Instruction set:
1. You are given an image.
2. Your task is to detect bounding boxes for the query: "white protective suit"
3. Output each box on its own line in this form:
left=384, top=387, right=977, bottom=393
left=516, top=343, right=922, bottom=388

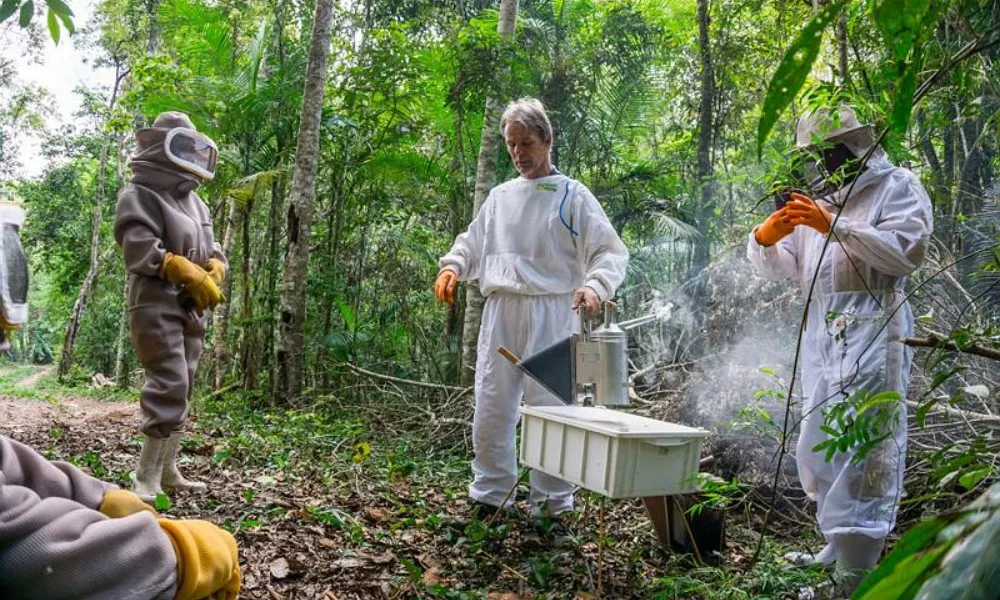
left=747, top=151, right=932, bottom=561
left=441, top=172, right=629, bottom=515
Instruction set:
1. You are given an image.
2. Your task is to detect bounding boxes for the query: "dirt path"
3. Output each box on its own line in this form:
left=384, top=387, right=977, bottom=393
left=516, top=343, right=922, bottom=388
left=16, top=365, right=55, bottom=387
left=1, top=366, right=137, bottom=437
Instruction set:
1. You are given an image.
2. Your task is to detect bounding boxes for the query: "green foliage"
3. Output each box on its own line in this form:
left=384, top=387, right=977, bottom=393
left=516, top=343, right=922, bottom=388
left=687, top=474, right=748, bottom=516
left=856, top=481, right=1000, bottom=600
left=812, top=390, right=901, bottom=464
left=0, top=0, right=74, bottom=42
left=756, top=0, right=847, bottom=156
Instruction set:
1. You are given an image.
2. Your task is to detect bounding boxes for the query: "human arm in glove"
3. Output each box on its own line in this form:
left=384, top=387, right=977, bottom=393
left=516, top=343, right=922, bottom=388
left=205, top=257, right=228, bottom=286
left=438, top=192, right=493, bottom=285
left=159, top=519, right=241, bottom=600
left=0, top=435, right=179, bottom=599
left=747, top=207, right=799, bottom=281
left=434, top=268, right=458, bottom=304
left=793, top=175, right=932, bottom=276
left=162, top=252, right=224, bottom=314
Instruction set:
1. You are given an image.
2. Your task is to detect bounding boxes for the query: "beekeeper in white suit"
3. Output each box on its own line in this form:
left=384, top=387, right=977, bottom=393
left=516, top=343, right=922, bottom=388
left=434, top=98, right=628, bottom=528
left=747, top=106, right=932, bottom=592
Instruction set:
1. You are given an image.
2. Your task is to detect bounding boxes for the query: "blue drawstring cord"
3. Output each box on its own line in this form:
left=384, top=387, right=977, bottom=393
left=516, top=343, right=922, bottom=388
left=559, top=182, right=579, bottom=237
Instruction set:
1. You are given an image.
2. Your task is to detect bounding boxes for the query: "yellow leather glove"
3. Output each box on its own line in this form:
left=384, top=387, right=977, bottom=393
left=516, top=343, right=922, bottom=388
left=434, top=268, right=458, bottom=305
left=205, top=258, right=227, bottom=286
left=161, top=252, right=224, bottom=314
left=158, top=519, right=241, bottom=600
left=785, top=192, right=834, bottom=235
left=0, top=311, right=19, bottom=334
left=753, top=208, right=796, bottom=247
left=99, top=489, right=157, bottom=519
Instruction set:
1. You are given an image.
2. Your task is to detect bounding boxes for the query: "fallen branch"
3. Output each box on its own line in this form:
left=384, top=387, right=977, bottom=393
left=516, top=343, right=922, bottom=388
left=342, top=363, right=468, bottom=392
left=906, top=399, right=1000, bottom=425
left=903, top=332, right=1000, bottom=361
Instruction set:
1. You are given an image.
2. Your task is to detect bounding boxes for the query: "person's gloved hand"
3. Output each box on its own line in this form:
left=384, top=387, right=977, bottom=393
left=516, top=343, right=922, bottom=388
left=0, top=311, right=19, bottom=334
left=99, top=489, right=157, bottom=519
left=205, top=258, right=227, bottom=287
left=158, top=519, right=241, bottom=600
left=434, top=268, right=458, bottom=305
left=785, top=192, right=834, bottom=234
left=572, top=286, right=601, bottom=319
left=753, top=208, right=796, bottom=247
left=161, top=252, right=224, bottom=314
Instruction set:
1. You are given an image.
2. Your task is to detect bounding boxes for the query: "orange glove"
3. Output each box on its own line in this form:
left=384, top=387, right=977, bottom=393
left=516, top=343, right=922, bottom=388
left=99, top=489, right=157, bottom=519
left=753, top=208, right=795, bottom=247
left=205, top=258, right=227, bottom=286
left=434, top=268, right=458, bottom=305
left=785, top=193, right=834, bottom=235
left=159, top=519, right=241, bottom=600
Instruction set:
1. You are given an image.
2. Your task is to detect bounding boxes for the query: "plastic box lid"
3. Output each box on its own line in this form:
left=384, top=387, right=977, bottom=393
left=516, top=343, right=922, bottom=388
left=519, top=405, right=708, bottom=440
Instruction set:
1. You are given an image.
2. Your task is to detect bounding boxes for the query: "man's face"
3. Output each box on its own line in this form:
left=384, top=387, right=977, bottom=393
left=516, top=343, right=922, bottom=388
left=504, top=121, right=552, bottom=179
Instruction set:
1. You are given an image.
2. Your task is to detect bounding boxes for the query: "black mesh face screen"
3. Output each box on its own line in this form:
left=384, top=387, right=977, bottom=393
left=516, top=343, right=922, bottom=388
left=2, top=223, right=28, bottom=304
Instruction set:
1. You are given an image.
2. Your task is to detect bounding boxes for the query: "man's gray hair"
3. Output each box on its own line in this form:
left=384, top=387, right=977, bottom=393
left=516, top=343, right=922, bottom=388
left=500, top=98, right=553, bottom=144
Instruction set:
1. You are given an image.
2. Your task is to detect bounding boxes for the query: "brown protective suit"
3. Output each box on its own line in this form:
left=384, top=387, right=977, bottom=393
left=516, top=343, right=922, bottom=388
left=0, top=435, right=178, bottom=598
left=114, top=114, right=227, bottom=439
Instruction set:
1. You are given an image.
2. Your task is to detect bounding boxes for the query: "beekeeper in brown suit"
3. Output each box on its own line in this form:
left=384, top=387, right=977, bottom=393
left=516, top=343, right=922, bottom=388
left=114, top=112, right=227, bottom=502
left=0, top=434, right=240, bottom=599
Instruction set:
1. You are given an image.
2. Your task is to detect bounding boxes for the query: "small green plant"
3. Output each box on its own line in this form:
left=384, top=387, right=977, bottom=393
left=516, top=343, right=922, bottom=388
left=812, top=390, right=901, bottom=463
left=687, top=474, right=748, bottom=516
left=528, top=554, right=554, bottom=589
left=731, top=367, right=786, bottom=441
left=69, top=450, right=108, bottom=478
left=154, top=492, right=172, bottom=512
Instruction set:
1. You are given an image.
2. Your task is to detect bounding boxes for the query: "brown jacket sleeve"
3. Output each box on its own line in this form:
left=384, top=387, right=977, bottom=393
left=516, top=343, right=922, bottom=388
left=0, top=436, right=178, bottom=599
left=114, top=185, right=168, bottom=277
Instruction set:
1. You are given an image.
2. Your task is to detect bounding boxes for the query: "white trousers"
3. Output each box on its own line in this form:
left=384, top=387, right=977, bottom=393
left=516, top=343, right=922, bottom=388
left=469, top=292, right=577, bottom=515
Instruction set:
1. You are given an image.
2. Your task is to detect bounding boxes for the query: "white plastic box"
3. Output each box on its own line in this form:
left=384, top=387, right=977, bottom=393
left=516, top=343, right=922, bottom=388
left=519, top=406, right=708, bottom=499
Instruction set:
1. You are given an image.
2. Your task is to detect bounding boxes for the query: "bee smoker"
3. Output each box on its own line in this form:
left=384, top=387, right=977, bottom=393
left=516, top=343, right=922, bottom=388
left=498, top=301, right=655, bottom=407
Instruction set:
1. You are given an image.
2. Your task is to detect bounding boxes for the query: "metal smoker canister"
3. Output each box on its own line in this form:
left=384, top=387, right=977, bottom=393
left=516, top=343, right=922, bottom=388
left=589, top=303, right=629, bottom=407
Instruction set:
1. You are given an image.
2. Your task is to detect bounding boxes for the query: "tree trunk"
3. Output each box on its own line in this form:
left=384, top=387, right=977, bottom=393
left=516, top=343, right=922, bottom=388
left=212, top=192, right=241, bottom=389
left=688, top=0, right=715, bottom=353
left=836, top=13, right=849, bottom=87
left=459, top=0, right=519, bottom=388
left=59, top=64, right=126, bottom=379
left=275, top=0, right=336, bottom=404
left=240, top=196, right=257, bottom=390
left=114, top=277, right=131, bottom=386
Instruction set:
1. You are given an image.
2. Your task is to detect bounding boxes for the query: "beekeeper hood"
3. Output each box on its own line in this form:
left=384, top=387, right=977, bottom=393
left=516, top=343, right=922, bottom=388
left=796, top=106, right=876, bottom=157
left=791, top=106, right=884, bottom=199
left=131, top=111, right=218, bottom=194
left=0, top=199, right=28, bottom=328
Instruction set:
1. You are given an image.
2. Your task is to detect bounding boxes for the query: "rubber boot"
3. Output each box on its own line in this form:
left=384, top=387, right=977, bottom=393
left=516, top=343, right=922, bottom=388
left=161, top=432, right=207, bottom=493
left=132, top=435, right=168, bottom=503
left=834, top=534, right=885, bottom=596
left=785, top=542, right=837, bottom=567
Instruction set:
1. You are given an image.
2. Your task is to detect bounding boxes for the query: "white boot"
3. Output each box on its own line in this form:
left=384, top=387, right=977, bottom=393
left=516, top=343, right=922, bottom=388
left=132, top=435, right=168, bottom=503
left=834, top=534, right=885, bottom=595
left=161, top=432, right=207, bottom=493
left=785, top=542, right=837, bottom=567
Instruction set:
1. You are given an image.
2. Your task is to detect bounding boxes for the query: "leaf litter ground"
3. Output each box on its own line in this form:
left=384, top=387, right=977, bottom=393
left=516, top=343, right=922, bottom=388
left=0, top=375, right=827, bottom=599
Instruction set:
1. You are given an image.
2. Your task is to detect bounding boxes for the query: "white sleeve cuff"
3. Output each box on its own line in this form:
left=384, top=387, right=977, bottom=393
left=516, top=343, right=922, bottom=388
left=584, top=279, right=611, bottom=302
left=438, top=259, right=462, bottom=278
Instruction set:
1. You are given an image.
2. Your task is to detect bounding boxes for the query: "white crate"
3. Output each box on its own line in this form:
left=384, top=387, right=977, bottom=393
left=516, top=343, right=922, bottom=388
left=519, top=406, right=708, bottom=499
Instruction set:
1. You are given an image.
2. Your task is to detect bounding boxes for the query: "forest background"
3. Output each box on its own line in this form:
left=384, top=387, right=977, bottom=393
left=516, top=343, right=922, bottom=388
left=1, top=0, right=999, bottom=598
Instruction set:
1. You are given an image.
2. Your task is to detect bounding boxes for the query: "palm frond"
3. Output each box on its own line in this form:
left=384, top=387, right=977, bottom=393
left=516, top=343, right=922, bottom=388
left=226, top=169, right=282, bottom=209
left=652, top=212, right=702, bottom=242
